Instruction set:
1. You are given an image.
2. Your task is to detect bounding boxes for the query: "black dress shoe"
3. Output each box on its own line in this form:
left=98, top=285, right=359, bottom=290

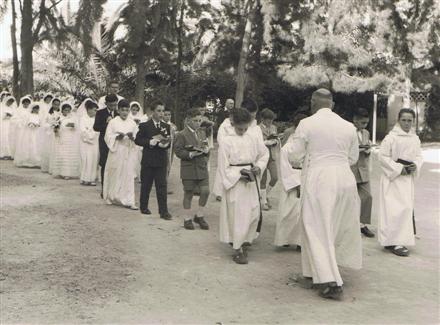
left=160, top=212, right=172, bottom=220
left=193, top=215, right=209, bottom=230
left=319, top=284, right=343, bottom=300
left=184, top=219, right=195, bottom=230
left=361, top=226, right=375, bottom=238
left=141, top=208, right=152, bottom=215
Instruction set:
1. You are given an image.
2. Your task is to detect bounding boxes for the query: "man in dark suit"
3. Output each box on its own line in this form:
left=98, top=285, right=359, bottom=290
left=93, top=94, right=119, bottom=196
left=135, top=101, right=173, bottom=220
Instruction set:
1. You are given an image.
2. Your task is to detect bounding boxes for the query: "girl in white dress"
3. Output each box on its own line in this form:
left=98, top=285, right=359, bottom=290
left=103, top=99, right=138, bottom=209
left=13, top=103, right=42, bottom=167
left=40, top=98, right=61, bottom=172
left=378, top=108, right=423, bottom=257
left=9, top=96, right=32, bottom=159
left=51, top=102, right=80, bottom=179
left=0, top=96, right=17, bottom=159
left=79, top=100, right=99, bottom=185
left=129, top=101, right=148, bottom=181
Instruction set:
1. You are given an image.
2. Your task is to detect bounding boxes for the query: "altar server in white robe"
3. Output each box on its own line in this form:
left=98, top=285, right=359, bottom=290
left=103, top=99, right=138, bottom=209
left=129, top=101, right=148, bottom=181
left=274, top=136, right=302, bottom=248
left=0, top=96, right=17, bottom=159
left=378, top=108, right=423, bottom=257
left=14, top=103, right=42, bottom=167
left=213, top=104, right=265, bottom=200
left=51, top=102, right=80, bottom=179
left=79, top=100, right=100, bottom=185
left=287, top=89, right=361, bottom=300
left=9, top=96, right=32, bottom=158
left=218, top=108, right=269, bottom=264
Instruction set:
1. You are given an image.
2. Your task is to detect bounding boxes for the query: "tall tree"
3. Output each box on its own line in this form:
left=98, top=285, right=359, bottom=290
left=11, top=0, right=20, bottom=98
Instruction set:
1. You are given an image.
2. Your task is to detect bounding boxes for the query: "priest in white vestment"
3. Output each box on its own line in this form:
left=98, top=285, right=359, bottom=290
left=103, top=100, right=138, bottom=209
left=274, top=137, right=302, bottom=247
left=218, top=108, right=269, bottom=264
left=378, top=109, right=423, bottom=257
left=287, top=89, right=361, bottom=300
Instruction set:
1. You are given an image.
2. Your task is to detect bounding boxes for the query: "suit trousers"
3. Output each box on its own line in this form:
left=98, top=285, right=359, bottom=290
left=140, top=165, right=168, bottom=215
left=357, top=181, right=372, bottom=225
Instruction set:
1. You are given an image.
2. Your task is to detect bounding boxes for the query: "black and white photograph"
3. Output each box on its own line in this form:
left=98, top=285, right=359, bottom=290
left=0, top=0, right=439, bottom=324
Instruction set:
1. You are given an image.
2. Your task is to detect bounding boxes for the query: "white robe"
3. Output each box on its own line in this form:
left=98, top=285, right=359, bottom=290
left=0, top=100, right=16, bottom=158
left=39, top=109, right=56, bottom=172
left=51, top=114, right=80, bottom=178
left=289, top=108, right=361, bottom=286
left=274, top=137, right=302, bottom=247
left=218, top=131, right=269, bottom=249
left=378, top=124, right=423, bottom=247
left=79, top=114, right=100, bottom=182
left=103, top=116, right=138, bottom=206
left=13, top=113, right=42, bottom=167
left=213, top=118, right=266, bottom=196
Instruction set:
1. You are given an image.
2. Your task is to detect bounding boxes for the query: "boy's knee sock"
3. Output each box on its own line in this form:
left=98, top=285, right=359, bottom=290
left=261, top=189, right=267, bottom=205
left=184, top=207, right=194, bottom=221
left=197, top=206, right=207, bottom=218
left=267, top=184, right=274, bottom=195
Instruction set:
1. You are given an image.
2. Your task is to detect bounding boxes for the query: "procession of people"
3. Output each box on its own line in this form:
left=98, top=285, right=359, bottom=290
left=0, top=84, right=424, bottom=301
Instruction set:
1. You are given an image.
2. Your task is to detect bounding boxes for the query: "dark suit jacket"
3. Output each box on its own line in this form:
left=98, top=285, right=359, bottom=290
left=135, top=119, right=171, bottom=168
left=93, top=107, right=119, bottom=166
left=173, top=127, right=209, bottom=180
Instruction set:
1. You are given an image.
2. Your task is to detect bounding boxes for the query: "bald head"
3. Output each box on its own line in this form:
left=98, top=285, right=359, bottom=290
left=311, top=88, right=333, bottom=114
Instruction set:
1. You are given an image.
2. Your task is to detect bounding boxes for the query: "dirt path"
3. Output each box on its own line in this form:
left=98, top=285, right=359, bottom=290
left=1, top=148, right=439, bottom=324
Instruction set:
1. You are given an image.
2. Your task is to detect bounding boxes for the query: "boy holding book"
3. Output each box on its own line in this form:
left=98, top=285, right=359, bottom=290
left=174, top=108, right=211, bottom=230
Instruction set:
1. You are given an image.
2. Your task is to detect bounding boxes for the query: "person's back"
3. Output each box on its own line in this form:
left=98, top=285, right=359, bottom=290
left=298, top=108, right=357, bottom=168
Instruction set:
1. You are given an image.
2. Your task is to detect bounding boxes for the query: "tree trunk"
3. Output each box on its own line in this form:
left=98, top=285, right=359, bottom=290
left=20, top=0, right=34, bottom=95
left=135, top=48, right=146, bottom=114
left=234, top=0, right=255, bottom=109
left=174, top=0, right=185, bottom=129
left=10, top=0, right=20, bottom=98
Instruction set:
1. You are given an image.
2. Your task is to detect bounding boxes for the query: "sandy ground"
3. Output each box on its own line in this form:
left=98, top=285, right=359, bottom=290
left=1, top=146, right=439, bottom=324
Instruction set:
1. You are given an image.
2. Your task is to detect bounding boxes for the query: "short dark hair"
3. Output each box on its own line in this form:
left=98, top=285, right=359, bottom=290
left=118, top=99, right=130, bottom=109
left=398, top=108, right=415, bottom=119
left=105, top=94, right=118, bottom=103
left=32, top=104, right=40, bottom=111
left=164, top=107, right=172, bottom=112
left=85, top=100, right=98, bottom=110
left=186, top=108, right=201, bottom=119
left=260, top=108, right=276, bottom=120
left=231, top=108, right=252, bottom=125
left=61, top=103, right=72, bottom=111
left=151, top=100, right=165, bottom=111
left=354, top=107, right=369, bottom=119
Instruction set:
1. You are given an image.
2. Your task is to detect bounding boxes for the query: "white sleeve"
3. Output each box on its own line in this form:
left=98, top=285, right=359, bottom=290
left=379, top=135, right=403, bottom=180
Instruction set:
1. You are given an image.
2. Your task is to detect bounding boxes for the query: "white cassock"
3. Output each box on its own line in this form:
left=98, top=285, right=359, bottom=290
left=0, top=97, right=16, bottom=158
left=13, top=112, right=42, bottom=167
left=103, top=116, right=138, bottom=207
left=274, top=137, right=302, bottom=247
left=79, top=114, right=100, bottom=182
left=9, top=97, right=31, bottom=158
left=289, top=108, right=361, bottom=286
left=213, top=118, right=265, bottom=196
left=218, top=131, right=269, bottom=249
left=51, top=114, right=81, bottom=178
left=378, top=124, right=423, bottom=247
